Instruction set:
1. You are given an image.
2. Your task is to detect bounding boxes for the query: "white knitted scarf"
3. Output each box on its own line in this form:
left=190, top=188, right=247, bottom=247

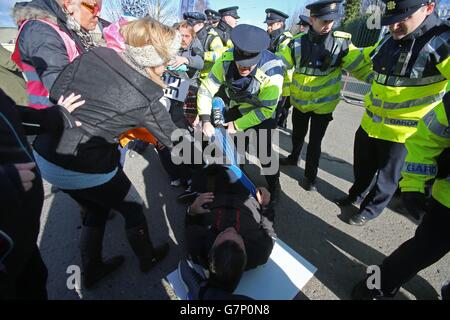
left=123, top=32, right=181, bottom=68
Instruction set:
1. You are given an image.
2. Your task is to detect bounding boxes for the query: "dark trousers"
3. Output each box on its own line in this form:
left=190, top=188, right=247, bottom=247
left=225, top=108, right=280, bottom=185
left=349, top=127, right=407, bottom=219
left=289, top=108, right=332, bottom=181
left=380, top=197, right=450, bottom=294
left=0, top=245, right=48, bottom=300
left=63, top=170, right=146, bottom=229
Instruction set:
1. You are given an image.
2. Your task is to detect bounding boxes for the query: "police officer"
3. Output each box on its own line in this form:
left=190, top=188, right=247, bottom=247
left=216, top=6, right=240, bottom=48
left=205, top=9, right=220, bottom=28
left=264, top=8, right=291, bottom=53
left=278, top=0, right=371, bottom=191
left=352, top=91, right=450, bottom=299
left=197, top=24, right=285, bottom=206
left=263, top=9, right=294, bottom=130
left=183, top=12, right=228, bottom=80
left=297, top=14, right=310, bottom=34
left=276, top=14, right=312, bottom=129
left=335, top=0, right=449, bottom=226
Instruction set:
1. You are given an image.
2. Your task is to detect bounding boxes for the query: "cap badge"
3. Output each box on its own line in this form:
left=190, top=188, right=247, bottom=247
left=330, top=3, right=337, bottom=10
left=387, top=1, right=396, bottom=11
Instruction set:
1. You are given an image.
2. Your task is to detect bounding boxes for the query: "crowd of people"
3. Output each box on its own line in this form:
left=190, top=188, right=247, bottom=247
left=0, top=0, right=449, bottom=301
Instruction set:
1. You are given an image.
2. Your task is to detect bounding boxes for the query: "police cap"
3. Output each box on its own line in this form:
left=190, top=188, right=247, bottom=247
left=183, top=11, right=206, bottom=26
left=381, top=0, right=434, bottom=26
left=218, top=6, right=240, bottom=19
left=231, top=24, right=270, bottom=67
left=306, top=0, right=343, bottom=21
left=297, top=14, right=310, bottom=26
left=264, top=8, right=289, bottom=24
left=205, top=9, right=221, bottom=21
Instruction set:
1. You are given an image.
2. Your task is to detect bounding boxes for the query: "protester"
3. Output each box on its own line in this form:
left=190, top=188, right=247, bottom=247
left=0, top=89, right=83, bottom=299
left=32, top=17, right=182, bottom=288
left=12, top=0, right=102, bottom=109
left=179, top=165, right=276, bottom=299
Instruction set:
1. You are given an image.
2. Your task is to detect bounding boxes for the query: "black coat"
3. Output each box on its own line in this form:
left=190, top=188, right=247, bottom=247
left=0, top=90, right=73, bottom=281
left=185, top=193, right=276, bottom=271
left=34, top=47, right=180, bottom=174
left=15, top=0, right=88, bottom=90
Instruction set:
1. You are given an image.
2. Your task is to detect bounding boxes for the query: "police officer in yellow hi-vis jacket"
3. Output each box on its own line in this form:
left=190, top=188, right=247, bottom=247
left=183, top=12, right=228, bottom=80
left=352, top=91, right=450, bottom=300
left=197, top=24, right=285, bottom=206
left=263, top=8, right=294, bottom=129
left=278, top=0, right=372, bottom=192
left=336, top=0, right=449, bottom=226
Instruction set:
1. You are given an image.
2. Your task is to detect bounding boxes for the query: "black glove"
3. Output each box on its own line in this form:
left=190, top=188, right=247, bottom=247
left=283, top=96, right=291, bottom=109
left=402, top=192, right=427, bottom=220
left=191, top=47, right=204, bottom=59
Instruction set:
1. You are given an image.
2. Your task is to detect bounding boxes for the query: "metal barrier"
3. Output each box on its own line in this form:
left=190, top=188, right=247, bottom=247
left=340, top=73, right=370, bottom=105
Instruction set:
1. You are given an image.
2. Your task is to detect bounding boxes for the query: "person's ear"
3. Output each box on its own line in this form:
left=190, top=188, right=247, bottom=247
left=63, top=0, right=75, bottom=14
left=425, top=2, right=436, bottom=15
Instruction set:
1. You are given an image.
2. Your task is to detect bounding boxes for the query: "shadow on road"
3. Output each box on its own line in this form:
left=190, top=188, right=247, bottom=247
left=273, top=168, right=438, bottom=300
left=39, top=147, right=184, bottom=299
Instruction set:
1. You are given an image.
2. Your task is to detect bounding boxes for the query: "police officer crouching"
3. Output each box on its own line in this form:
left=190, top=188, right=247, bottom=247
left=197, top=24, right=285, bottom=208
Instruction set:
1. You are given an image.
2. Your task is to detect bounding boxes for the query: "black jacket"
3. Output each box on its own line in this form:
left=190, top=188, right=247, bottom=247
left=371, top=13, right=447, bottom=80
left=34, top=47, right=179, bottom=174
left=0, top=89, right=72, bottom=283
left=185, top=192, right=276, bottom=271
left=14, top=0, right=87, bottom=90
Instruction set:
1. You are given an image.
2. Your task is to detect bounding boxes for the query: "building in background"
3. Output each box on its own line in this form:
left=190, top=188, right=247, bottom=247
left=179, top=0, right=196, bottom=19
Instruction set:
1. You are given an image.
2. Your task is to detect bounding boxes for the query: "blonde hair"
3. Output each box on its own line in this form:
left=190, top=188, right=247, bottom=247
left=121, top=17, right=178, bottom=87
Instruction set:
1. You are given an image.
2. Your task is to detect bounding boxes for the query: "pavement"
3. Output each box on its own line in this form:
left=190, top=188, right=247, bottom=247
left=38, top=100, right=449, bottom=300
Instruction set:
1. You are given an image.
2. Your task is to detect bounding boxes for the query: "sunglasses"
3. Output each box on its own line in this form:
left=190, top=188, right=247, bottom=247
left=81, top=1, right=100, bottom=16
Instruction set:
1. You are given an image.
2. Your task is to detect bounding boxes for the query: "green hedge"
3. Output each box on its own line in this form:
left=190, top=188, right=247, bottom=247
left=339, top=16, right=382, bottom=47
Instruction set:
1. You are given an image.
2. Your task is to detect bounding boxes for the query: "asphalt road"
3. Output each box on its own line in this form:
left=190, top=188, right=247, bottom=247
left=39, top=100, right=449, bottom=300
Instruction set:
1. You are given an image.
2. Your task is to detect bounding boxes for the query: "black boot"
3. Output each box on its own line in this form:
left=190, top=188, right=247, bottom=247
left=80, top=226, right=125, bottom=289
left=126, top=223, right=169, bottom=273
left=267, top=176, right=281, bottom=206
left=279, top=156, right=298, bottom=166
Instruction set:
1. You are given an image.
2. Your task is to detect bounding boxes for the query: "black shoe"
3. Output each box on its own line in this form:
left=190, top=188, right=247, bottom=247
left=279, top=157, right=297, bottom=166
left=126, top=223, right=169, bottom=273
left=304, top=179, right=317, bottom=192
left=80, top=226, right=125, bottom=289
left=334, top=196, right=357, bottom=207
left=348, top=214, right=369, bottom=226
left=176, top=188, right=198, bottom=204
left=351, top=279, right=383, bottom=300
left=178, top=259, right=206, bottom=300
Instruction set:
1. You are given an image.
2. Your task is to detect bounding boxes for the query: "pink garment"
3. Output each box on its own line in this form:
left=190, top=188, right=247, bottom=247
left=12, top=19, right=80, bottom=109
left=103, top=18, right=129, bottom=53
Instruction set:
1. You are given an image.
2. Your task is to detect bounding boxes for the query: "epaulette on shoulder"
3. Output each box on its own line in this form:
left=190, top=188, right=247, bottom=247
left=222, top=50, right=234, bottom=61
left=208, top=28, right=219, bottom=36
left=255, top=68, right=269, bottom=83
left=333, top=31, right=351, bottom=40
left=283, top=31, right=294, bottom=39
